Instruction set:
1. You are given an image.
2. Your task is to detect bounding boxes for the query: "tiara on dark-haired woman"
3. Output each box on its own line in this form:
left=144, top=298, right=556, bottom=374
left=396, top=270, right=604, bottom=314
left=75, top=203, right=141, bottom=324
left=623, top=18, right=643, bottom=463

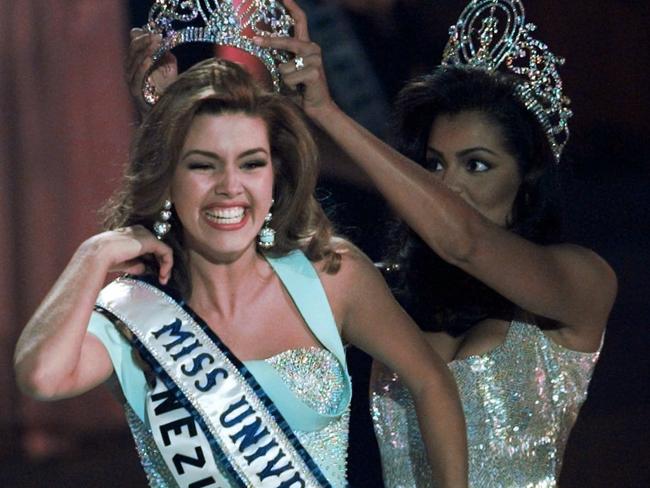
left=141, top=0, right=295, bottom=105
left=442, top=0, right=572, bottom=162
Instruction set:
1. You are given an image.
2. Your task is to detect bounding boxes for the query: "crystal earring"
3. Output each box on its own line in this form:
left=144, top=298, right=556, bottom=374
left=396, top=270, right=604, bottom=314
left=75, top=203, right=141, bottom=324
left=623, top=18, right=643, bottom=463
left=154, top=200, right=172, bottom=240
left=258, top=213, right=276, bottom=249
left=258, top=201, right=276, bottom=249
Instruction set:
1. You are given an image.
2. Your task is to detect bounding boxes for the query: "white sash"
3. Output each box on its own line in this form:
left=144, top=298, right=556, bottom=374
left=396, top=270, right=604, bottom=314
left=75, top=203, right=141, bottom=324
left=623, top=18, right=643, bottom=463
left=96, top=277, right=333, bottom=488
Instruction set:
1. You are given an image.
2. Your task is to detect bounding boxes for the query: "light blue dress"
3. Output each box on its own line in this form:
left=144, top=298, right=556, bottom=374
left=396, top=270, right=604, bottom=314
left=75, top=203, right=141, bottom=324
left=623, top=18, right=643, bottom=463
left=89, top=251, right=351, bottom=487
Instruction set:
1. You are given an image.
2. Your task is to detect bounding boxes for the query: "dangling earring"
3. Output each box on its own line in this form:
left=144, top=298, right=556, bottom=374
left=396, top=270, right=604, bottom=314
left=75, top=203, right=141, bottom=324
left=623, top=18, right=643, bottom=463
left=257, top=200, right=275, bottom=249
left=154, top=200, right=172, bottom=240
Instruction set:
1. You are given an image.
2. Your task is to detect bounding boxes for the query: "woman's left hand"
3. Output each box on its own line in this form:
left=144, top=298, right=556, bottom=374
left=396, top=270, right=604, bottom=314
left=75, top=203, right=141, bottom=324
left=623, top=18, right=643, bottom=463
left=125, top=28, right=178, bottom=117
left=253, top=0, right=335, bottom=118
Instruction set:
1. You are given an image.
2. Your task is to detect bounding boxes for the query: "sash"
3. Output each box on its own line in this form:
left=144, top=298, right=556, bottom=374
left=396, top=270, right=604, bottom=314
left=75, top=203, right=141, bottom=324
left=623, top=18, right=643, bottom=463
left=96, top=276, right=333, bottom=488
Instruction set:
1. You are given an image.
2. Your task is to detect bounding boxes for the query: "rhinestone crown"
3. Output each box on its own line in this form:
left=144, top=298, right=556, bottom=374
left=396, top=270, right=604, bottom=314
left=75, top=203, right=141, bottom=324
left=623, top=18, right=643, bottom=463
left=142, top=0, right=294, bottom=104
left=442, top=0, right=572, bottom=162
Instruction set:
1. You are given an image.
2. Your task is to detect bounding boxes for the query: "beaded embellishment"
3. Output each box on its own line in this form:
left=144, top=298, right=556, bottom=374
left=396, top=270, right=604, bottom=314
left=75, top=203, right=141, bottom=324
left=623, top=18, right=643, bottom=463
left=442, top=0, right=572, bottom=162
left=142, top=0, right=295, bottom=103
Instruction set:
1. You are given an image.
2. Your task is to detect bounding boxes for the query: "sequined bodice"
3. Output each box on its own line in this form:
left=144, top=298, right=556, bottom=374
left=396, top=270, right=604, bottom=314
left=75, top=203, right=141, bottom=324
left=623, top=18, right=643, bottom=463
left=127, top=347, right=349, bottom=488
left=371, top=321, right=601, bottom=488
left=266, top=348, right=350, bottom=488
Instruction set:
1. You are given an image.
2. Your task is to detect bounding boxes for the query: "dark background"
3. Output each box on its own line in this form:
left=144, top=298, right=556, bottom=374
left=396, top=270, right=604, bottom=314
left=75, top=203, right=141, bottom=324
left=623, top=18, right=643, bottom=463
left=1, top=1, right=648, bottom=487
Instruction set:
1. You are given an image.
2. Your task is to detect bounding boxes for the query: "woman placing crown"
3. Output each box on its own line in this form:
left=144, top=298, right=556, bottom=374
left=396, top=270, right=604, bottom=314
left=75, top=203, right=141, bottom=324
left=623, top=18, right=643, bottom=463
left=14, top=53, right=468, bottom=488
left=254, top=0, right=617, bottom=486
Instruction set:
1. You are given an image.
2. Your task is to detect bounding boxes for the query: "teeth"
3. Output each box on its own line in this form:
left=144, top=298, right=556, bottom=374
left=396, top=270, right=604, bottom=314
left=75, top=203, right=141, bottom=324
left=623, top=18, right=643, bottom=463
left=205, top=207, right=245, bottom=224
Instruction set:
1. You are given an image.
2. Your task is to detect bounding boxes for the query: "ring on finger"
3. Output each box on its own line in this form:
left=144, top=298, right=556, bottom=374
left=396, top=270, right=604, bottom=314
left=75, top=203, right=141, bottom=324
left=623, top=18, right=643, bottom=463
left=294, top=56, right=305, bottom=71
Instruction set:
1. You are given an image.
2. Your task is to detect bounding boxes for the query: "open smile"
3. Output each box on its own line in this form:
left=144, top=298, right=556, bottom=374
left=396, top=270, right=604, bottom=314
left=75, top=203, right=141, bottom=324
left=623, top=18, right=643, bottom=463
left=204, top=206, right=249, bottom=230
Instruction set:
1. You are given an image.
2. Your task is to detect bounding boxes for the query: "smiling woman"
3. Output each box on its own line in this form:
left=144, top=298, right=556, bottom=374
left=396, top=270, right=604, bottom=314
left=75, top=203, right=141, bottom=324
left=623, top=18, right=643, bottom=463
left=13, top=58, right=468, bottom=488
left=171, top=113, right=275, bottom=263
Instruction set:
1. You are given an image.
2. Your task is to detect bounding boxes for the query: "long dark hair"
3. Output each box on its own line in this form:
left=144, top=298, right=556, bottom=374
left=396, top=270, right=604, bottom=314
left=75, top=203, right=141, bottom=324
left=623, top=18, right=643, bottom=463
left=388, top=65, right=564, bottom=334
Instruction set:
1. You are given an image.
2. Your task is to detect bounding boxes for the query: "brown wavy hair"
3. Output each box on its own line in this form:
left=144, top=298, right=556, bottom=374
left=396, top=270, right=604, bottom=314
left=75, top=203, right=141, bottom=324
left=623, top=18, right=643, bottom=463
left=102, top=58, right=340, bottom=297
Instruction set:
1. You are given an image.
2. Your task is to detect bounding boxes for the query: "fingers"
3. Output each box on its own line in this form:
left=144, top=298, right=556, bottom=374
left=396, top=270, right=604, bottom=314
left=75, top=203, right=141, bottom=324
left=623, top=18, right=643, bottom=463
left=150, top=51, right=179, bottom=90
left=281, top=65, right=321, bottom=91
left=130, top=27, right=144, bottom=40
left=118, top=259, right=147, bottom=276
left=125, top=30, right=155, bottom=75
left=153, top=245, right=174, bottom=285
left=278, top=52, right=322, bottom=76
left=283, top=0, right=310, bottom=41
left=132, top=226, right=174, bottom=284
left=125, top=31, right=158, bottom=93
left=277, top=52, right=322, bottom=92
left=253, top=35, right=320, bottom=58
left=125, top=28, right=179, bottom=115
left=109, top=226, right=174, bottom=285
left=255, top=23, right=331, bottom=112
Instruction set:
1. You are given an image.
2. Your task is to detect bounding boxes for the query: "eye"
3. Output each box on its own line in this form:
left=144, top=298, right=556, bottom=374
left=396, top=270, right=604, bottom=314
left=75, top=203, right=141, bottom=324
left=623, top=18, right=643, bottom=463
left=424, top=156, right=444, bottom=172
left=187, top=161, right=214, bottom=171
left=240, top=159, right=268, bottom=170
left=466, top=159, right=491, bottom=173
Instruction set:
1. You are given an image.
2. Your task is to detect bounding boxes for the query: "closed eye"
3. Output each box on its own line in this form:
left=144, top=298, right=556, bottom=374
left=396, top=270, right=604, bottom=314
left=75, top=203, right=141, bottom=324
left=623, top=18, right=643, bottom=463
left=187, top=161, right=215, bottom=170
left=240, top=159, right=269, bottom=170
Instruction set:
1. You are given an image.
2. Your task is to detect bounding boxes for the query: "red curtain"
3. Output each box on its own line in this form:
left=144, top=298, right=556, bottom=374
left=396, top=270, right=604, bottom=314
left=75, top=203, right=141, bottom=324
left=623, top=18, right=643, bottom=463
left=0, top=1, right=134, bottom=459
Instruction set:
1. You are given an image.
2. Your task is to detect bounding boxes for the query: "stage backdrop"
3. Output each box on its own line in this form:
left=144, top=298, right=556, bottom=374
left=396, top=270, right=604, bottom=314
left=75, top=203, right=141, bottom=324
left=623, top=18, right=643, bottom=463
left=0, top=0, right=133, bottom=459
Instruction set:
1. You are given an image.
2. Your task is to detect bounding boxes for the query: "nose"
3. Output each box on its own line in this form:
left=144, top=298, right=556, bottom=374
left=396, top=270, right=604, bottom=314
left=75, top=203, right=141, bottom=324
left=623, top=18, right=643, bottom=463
left=440, top=166, right=464, bottom=195
left=215, top=166, right=243, bottom=197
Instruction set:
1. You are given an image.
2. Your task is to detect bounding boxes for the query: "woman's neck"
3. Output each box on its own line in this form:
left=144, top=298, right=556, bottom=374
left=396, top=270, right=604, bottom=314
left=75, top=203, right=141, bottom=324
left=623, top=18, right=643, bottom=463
left=187, top=247, right=273, bottom=320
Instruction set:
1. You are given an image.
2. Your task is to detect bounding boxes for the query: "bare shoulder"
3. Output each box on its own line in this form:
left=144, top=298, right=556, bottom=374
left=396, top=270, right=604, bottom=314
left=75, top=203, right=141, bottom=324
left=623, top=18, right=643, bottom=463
left=549, top=243, right=618, bottom=302
left=314, top=237, right=389, bottom=324
left=551, top=242, right=613, bottom=267
left=317, top=237, right=383, bottom=287
left=545, top=243, right=617, bottom=349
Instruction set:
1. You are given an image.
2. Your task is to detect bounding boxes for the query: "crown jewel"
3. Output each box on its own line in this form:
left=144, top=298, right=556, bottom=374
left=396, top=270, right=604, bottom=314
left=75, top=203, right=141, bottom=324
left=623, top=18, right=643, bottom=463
left=442, top=0, right=572, bottom=162
left=142, top=0, right=294, bottom=104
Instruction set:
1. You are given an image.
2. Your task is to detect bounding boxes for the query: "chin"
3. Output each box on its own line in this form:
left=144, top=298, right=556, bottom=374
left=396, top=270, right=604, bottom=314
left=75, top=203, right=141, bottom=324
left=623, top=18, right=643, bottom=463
left=187, top=234, right=259, bottom=265
left=210, top=241, right=259, bottom=263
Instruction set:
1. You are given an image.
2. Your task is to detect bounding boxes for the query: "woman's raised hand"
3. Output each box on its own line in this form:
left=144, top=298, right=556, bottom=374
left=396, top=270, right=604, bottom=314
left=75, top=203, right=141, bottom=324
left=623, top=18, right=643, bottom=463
left=253, top=0, right=335, bottom=117
left=84, top=225, right=174, bottom=285
left=125, top=28, right=178, bottom=116
left=14, top=224, right=172, bottom=399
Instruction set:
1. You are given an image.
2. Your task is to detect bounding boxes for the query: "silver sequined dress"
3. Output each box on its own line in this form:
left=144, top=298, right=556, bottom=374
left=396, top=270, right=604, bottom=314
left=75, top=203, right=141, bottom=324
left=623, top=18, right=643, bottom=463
left=127, top=347, right=350, bottom=488
left=370, top=321, right=601, bottom=488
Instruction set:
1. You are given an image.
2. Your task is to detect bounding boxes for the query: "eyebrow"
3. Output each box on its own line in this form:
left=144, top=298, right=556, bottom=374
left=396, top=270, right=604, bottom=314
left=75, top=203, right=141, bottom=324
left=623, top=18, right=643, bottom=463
left=181, top=148, right=269, bottom=161
left=426, top=146, right=499, bottom=157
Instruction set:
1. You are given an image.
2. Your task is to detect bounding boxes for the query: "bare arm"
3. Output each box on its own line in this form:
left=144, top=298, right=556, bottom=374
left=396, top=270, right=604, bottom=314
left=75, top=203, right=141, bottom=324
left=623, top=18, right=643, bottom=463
left=17, top=29, right=177, bottom=397
left=311, top=104, right=615, bottom=349
left=321, top=244, right=468, bottom=488
left=255, top=2, right=617, bottom=349
left=14, top=226, right=173, bottom=400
